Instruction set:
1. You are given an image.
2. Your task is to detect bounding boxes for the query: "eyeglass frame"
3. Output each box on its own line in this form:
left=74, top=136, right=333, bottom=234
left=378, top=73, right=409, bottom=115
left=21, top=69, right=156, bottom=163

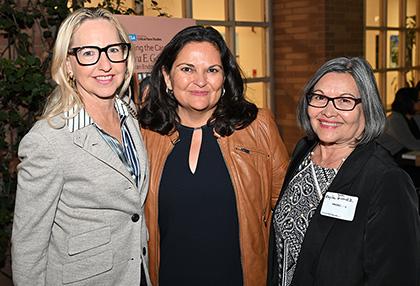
left=306, top=93, right=362, bottom=111
left=67, top=43, right=131, bottom=66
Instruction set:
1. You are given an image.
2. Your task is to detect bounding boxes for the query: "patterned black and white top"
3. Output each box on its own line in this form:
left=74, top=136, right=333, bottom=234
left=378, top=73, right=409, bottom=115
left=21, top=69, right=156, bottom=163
left=273, top=152, right=338, bottom=286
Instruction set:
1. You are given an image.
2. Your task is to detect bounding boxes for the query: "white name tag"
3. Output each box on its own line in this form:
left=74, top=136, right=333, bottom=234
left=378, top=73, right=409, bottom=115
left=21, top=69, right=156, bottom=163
left=320, top=192, right=358, bottom=221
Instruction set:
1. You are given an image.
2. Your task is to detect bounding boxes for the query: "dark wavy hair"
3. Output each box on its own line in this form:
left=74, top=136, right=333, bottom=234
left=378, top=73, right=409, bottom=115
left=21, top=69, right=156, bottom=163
left=391, top=87, right=418, bottom=115
left=138, top=25, right=257, bottom=136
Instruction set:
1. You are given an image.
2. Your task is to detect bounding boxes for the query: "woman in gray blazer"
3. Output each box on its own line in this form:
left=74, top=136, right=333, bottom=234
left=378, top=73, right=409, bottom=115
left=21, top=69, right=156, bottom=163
left=11, top=8, right=151, bottom=286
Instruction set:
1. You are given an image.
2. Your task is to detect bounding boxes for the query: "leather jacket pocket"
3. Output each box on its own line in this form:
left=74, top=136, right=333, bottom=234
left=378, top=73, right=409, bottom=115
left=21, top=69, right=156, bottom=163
left=235, top=146, right=271, bottom=229
left=235, top=146, right=270, bottom=158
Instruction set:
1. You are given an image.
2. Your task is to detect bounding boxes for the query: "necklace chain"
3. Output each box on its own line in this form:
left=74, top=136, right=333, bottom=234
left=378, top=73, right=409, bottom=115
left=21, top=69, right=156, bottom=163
left=309, top=150, right=347, bottom=171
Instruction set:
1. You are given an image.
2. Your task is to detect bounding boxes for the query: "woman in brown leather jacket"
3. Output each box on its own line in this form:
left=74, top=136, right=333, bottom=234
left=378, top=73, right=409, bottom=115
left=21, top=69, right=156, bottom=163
left=139, top=25, right=289, bottom=286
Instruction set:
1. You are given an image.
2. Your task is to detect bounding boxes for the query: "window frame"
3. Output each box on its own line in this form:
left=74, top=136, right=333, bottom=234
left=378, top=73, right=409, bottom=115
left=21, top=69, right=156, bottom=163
left=184, top=0, right=273, bottom=109
left=365, top=0, right=420, bottom=111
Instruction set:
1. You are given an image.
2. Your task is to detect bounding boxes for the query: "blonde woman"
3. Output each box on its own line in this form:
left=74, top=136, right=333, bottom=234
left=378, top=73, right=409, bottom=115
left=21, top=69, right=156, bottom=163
left=12, top=8, right=151, bottom=285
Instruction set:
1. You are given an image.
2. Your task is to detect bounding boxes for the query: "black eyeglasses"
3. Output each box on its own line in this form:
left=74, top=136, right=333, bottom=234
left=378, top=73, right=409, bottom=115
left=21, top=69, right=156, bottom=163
left=68, top=43, right=131, bottom=66
left=307, top=93, right=362, bottom=111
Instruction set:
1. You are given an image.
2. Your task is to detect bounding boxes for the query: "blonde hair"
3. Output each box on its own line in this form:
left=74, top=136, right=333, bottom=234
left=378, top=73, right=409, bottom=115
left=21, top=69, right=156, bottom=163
left=42, top=8, right=135, bottom=122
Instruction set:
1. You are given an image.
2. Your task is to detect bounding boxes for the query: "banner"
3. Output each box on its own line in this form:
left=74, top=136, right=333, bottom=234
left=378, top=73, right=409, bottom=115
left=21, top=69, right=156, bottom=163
left=115, top=15, right=196, bottom=74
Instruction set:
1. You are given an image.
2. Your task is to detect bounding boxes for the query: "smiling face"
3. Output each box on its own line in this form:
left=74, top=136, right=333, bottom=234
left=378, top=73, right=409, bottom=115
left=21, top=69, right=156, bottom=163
left=66, top=19, right=126, bottom=102
left=308, top=72, right=366, bottom=147
left=162, top=41, right=225, bottom=126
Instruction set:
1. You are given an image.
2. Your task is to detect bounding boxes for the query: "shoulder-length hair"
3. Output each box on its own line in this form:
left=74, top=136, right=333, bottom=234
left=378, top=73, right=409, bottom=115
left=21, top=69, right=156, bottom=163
left=139, top=25, right=257, bottom=136
left=297, top=56, right=386, bottom=145
left=41, top=8, right=134, bottom=122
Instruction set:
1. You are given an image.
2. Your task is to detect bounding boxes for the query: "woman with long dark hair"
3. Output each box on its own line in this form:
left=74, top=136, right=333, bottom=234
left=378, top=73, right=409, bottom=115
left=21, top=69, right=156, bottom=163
left=139, top=25, right=289, bottom=286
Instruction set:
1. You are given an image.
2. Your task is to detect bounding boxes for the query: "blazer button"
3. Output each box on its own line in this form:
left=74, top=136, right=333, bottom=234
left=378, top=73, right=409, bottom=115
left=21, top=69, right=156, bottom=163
left=131, top=213, right=140, bottom=222
left=143, top=247, right=147, bottom=256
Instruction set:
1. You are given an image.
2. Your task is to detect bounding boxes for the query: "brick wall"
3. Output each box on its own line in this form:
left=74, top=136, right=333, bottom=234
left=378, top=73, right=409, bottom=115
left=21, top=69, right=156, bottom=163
left=272, top=0, right=364, bottom=154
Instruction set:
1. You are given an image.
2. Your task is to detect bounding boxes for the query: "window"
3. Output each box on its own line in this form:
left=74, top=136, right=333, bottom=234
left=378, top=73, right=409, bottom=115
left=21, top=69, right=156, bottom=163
left=81, top=0, right=272, bottom=108
left=143, top=0, right=272, bottom=108
left=365, top=0, right=420, bottom=110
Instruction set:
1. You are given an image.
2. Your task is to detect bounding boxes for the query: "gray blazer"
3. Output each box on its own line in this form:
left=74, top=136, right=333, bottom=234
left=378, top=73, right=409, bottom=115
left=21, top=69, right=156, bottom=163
left=11, top=113, right=151, bottom=285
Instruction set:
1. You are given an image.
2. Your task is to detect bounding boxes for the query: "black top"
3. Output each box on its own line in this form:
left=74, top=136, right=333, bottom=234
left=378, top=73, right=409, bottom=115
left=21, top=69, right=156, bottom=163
left=404, top=115, right=420, bottom=139
left=268, top=138, right=420, bottom=286
left=158, top=124, right=243, bottom=286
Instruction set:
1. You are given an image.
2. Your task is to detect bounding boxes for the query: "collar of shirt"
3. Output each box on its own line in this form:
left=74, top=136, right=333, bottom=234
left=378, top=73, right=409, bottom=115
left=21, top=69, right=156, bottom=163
left=65, top=97, right=129, bottom=132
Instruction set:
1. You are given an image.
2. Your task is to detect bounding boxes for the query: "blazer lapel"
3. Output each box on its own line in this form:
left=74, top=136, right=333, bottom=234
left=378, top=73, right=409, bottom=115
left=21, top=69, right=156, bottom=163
left=294, top=142, right=376, bottom=277
left=72, top=125, right=135, bottom=184
left=322, top=142, right=375, bottom=196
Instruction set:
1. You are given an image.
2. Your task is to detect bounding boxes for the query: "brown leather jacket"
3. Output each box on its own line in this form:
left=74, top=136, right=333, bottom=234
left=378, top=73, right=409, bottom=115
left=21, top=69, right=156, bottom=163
left=142, top=108, right=289, bottom=286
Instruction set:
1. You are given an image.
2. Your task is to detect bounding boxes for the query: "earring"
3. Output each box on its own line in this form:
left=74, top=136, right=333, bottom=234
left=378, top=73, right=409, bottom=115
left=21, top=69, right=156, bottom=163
left=166, top=87, right=173, bottom=95
left=221, top=87, right=225, bottom=97
left=67, top=73, right=76, bottom=89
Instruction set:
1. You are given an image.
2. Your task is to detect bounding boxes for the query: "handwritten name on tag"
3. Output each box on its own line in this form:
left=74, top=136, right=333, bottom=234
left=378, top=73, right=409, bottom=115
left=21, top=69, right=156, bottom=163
left=320, top=192, right=358, bottom=221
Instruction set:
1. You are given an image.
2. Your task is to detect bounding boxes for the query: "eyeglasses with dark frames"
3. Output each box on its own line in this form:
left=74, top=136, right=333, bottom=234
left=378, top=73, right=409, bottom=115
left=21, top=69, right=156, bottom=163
left=68, top=43, right=131, bottom=66
left=307, top=93, right=362, bottom=111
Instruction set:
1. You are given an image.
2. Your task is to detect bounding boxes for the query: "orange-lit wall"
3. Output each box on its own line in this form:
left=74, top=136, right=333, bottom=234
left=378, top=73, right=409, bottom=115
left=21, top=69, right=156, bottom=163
left=272, top=0, right=364, bottom=153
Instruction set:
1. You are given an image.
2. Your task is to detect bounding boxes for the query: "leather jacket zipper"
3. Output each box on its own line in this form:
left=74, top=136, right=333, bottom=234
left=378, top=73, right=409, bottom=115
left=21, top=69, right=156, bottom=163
left=236, top=146, right=270, bottom=158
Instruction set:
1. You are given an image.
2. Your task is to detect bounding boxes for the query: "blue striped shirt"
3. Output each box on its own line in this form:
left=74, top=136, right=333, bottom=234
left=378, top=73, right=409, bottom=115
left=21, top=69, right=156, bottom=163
left=65, top=98, right=140, bottom=187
